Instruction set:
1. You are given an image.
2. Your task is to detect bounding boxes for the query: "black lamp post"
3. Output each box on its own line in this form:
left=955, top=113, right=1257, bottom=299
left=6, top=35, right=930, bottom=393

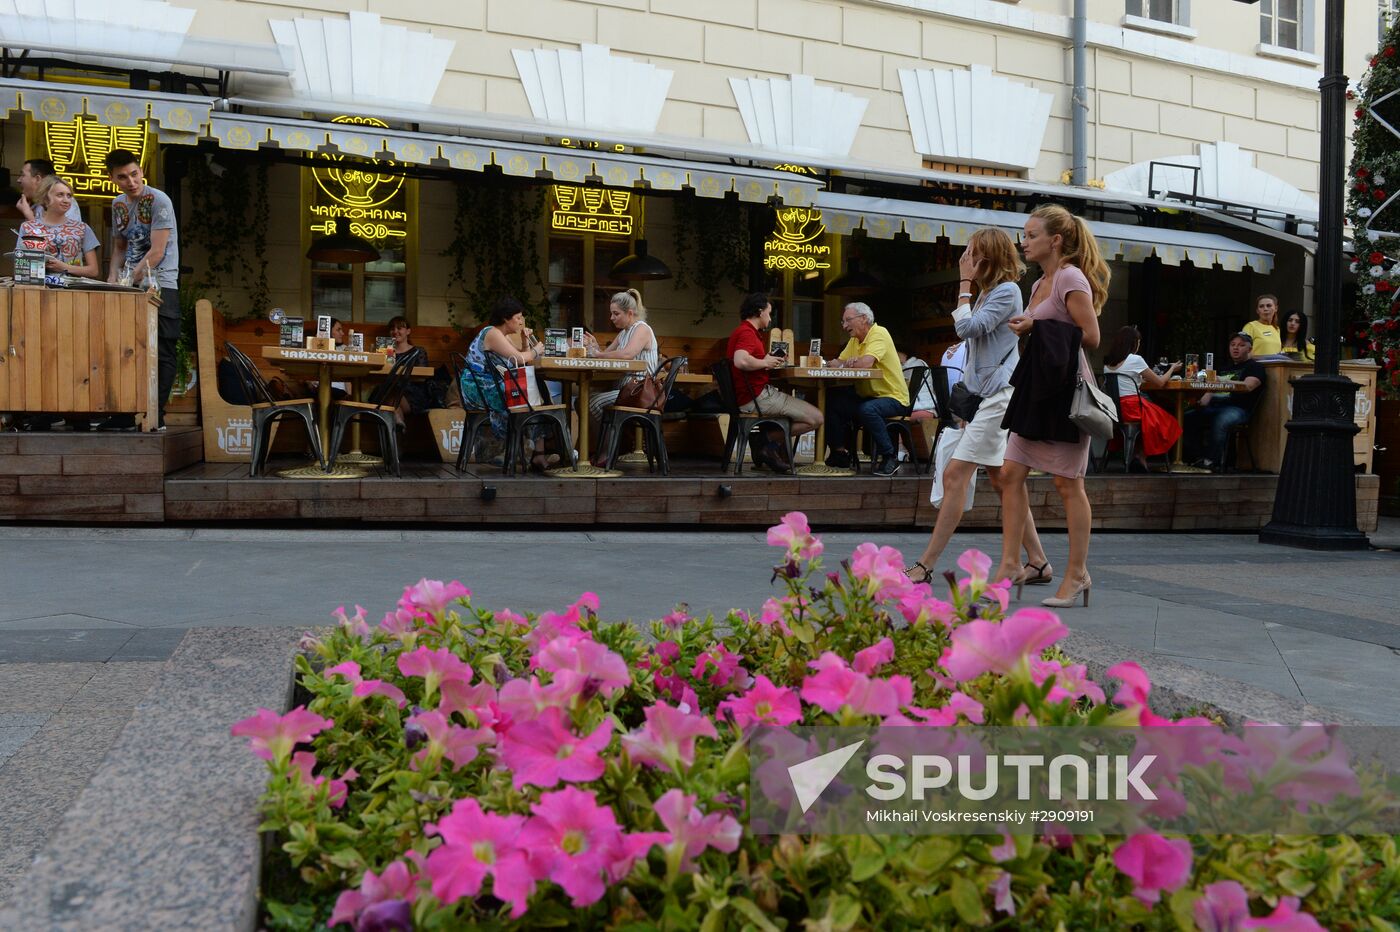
left=1257, top=0, right=1371, bottom=549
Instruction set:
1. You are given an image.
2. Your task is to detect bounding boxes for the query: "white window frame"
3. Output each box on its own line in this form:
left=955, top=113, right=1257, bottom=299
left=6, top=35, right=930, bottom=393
left=1123, top=0, right=1196, bottom=40
left=1258, top=0, right=1313, bottom=54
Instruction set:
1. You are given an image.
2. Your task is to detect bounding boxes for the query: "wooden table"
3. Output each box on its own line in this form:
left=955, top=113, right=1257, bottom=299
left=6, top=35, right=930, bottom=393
left=1146, top=378, right=1252, bottom=473
left=261, top=345, right=420, bottom=477
left=0, top=283, right=159, bottom=429
left=536, top=356, right=645, bottom=478
left=772, top=366, right=877, bottom=476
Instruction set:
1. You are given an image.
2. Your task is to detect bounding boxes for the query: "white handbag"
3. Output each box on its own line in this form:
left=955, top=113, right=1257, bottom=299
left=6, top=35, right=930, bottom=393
left=1068, top=375, right=1118, bottom=440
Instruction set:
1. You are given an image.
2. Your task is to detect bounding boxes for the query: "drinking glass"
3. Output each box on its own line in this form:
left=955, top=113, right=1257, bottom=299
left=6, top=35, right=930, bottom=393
left=1185, top=353, right=1199, bottom=379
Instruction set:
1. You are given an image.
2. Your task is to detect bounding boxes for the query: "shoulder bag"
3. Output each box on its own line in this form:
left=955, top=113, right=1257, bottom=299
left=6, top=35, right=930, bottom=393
left=1068, top=374, right=1118, bottom=440
left=615, top=355, right=670, bottom=412
left=948, top=345, right=1015, bottom=423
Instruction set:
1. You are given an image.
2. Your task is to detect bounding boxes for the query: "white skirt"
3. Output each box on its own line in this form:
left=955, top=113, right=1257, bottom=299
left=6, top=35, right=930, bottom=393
left=951, top=384, right=1013, bottom=467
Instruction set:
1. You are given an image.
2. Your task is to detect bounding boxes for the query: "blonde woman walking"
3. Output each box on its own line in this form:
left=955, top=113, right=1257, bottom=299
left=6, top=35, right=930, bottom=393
left=997, top=205, right=1108, bottom=608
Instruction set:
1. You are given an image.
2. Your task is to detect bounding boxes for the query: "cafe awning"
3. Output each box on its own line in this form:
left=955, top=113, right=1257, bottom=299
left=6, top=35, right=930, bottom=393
left=814, top=191, right=1275, bottom=273
left=0, top=77, right=818, bottom=206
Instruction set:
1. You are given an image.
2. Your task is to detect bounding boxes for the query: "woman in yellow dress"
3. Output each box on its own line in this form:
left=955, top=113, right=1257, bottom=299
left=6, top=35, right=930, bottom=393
left=1241, top=294, right=1282, bottom=356
left=1279, top=309, right=1316, bottom=362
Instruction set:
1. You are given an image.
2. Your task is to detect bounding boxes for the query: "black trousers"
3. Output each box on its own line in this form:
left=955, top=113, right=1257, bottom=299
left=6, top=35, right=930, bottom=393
left=157, top=287, right=181, bottom=426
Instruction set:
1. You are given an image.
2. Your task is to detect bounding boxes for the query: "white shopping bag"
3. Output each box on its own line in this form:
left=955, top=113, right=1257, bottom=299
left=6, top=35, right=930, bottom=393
left=930, top=427, right=976, bottom=513
left=498, top=361, right=544, bottom=410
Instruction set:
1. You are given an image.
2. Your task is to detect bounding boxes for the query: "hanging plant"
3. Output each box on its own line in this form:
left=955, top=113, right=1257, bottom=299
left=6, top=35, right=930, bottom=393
left=442, top=176, right=549, bottom=330
left=671, top=193, right=750, bottom=322
left=182, top=150, right=271, bottom=319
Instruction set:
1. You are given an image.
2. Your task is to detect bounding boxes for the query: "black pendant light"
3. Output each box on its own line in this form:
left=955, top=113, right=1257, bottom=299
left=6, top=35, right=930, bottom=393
left=611, top=238, right=672, bottom=281
left=824, top=259, right=880, bottom=296
left=306, top=230, right=379, bottom=264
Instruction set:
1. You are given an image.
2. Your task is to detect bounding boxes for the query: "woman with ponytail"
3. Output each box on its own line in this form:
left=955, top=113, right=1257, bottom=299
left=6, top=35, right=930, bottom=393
left=997, top=204, right=1107, bottom=608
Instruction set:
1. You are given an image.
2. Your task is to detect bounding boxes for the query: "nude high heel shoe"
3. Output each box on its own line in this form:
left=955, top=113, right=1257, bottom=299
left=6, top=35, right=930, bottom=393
left=1041, top=576, right=1092, bottom=608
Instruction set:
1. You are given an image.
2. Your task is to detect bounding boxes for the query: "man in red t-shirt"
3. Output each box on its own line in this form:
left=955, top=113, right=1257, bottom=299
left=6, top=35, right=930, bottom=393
left=726, top=292, right=823, bottom=473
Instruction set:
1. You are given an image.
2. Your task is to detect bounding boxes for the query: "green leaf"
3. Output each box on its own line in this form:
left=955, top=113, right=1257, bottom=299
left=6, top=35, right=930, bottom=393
left=948, top=875, right=986, bottom=927
left=730, top=897, right=782, bottom=932
left=849, top=850, right=886, bottom=882
left=1168, top=887, right=1199, bottom=931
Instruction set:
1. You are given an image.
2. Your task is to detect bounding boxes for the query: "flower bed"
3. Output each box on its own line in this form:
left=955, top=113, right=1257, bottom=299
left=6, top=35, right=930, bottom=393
left=235, top=514, right=1398, bottom=930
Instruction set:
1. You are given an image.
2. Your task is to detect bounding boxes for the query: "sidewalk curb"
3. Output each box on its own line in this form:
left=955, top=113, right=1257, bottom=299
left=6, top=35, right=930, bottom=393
left=0, top=627, right=299, bottom=932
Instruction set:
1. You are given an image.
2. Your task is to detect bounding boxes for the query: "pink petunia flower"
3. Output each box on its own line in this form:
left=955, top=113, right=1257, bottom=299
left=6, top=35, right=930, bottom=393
left=766, top=511, right=824, bottom=561
left=621, top=701, right=717, bottom=773
left=407, top=709, right=494, bottom=772
left=1030, top=658, right=1107, bottom=706
left=691, top=643, right=747, bottom=690
left=424, top=798, right=536, bottom=918
left=1193, top=881, right=1325, bottom=931
left=331, top=604, right=372, bottom=640
left=325, top=660, right=408, bottom=708
left=956, top=549, right=993, bottom=586
left=438, top=678, right=499, bottom=728
left=379, top=607, right=418, bottom=637
left=661, top=606, right=691, bottom=629
left=496, top=675, right=579, bottom=726
left=800, top=652, right=913, bottom=717
left=399, top=578, right=471, bottom=623
left=328, top=860, right=417, bottom=929
left=533, top=636, right=631, bottom=696
left=852, top=637, right=895, bottom=674
left=529, top=593, right=600, bottom=649
left=517, top=787, right=662, bottom=907
left=496, top=707, right=612, bottom=789
left=653, top=789, right=742, bottom=871
left=717, top=675, right=802, bottom=729
left=1112, top=833, right=1192, bottom=905
left=940, top=609, right=1068, bottom=682
left=849, top=542, right=914, bottom=601
left=1245, top=897, right=1326, bottom=930
left=231, top=706, right=333, bottom=763
left=990, top=870, right=1016, bottom=915
left=1107, top=661, right=1153, bottom=708
left=290, top=750, right=358, bottom=809
left=397, top=646, right=474, bottom=704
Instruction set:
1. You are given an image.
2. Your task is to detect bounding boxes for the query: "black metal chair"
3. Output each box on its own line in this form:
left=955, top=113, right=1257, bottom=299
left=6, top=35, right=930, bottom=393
left=484, top=355, right=575, bottom=476
left=927, top=364, right=957, bottom=444
left=597, top=356, right=687, bottom=475
left=1095, top=371, right=1143, bottom=474
left=325, top=347, right=425, bottom=476
left=860, top=365, right=932, bottom=475
left=224, top=342, right=325, bottom=477
left=709, top=361, right=794, bottom=475
left=1224, top=421, right=1259, bottom=473
left=448, top=352, right=494, bottom=473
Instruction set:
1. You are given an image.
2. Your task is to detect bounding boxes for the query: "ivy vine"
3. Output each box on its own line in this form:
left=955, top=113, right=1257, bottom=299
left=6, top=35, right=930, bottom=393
left=442, top=177, right=549, bottom=329
left=183, top=151, right=271, bottom=319
left=670, top=193, right=751, bottom=322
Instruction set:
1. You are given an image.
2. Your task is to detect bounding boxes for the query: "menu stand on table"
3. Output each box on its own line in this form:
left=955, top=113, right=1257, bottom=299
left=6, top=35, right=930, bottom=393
left=772, top=367, right=878, bottom=476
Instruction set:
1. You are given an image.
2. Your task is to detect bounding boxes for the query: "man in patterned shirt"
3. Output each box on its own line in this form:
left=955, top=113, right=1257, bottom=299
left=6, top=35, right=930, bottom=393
left=102, top=149, right=181, bottom=430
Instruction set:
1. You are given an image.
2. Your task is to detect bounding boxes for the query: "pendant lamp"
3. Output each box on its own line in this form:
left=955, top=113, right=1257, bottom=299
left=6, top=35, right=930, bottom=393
left=824, top=259, right=880, bottom=296
left=610, top=194, right=671, bottom=281
left=306, top=230, right=379, bottom=264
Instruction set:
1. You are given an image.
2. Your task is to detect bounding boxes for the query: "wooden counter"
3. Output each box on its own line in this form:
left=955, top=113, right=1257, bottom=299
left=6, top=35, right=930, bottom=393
left=1249, top=359, right=1379, bottom=473
left=0, top=284, right=160, bottom=430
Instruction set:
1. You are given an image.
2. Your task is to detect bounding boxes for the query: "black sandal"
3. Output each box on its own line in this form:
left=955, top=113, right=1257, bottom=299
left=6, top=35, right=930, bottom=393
left=1021, top=561, right=1053, bottom=585
left=904, top=561, right=932, bottom=583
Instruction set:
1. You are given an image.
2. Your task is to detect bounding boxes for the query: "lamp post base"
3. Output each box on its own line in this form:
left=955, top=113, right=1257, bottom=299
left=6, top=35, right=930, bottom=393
left=1259, top=374, right=1370, bottom=550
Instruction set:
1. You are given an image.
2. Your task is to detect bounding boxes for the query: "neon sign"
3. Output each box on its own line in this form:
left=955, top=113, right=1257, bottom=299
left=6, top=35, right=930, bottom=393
left=42, top=117, right=151, bottom=200
left=307, top=115, right=407, bottom=242
left=764, top=207, right=831, bottom=271
left=551, top=185, right=632, bottom=236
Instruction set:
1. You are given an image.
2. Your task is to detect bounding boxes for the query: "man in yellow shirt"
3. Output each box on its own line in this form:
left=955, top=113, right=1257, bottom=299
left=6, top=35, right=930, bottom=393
left=824, top=302, right=911, bottom=476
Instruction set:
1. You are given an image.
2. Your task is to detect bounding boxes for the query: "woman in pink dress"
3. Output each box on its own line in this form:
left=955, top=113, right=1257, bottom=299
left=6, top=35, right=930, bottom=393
left=994, top=204, right=1108, bottom=608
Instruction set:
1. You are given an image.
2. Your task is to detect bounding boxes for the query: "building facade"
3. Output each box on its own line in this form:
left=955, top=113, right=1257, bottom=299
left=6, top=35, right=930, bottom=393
left=0, top=0, right=1383, bottom=356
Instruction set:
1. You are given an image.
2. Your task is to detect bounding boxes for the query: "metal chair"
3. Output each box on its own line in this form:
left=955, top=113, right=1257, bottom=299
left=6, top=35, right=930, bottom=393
left=484, top=355, right=576, bottom=476
left=325, top=347, right=425, bottom=476
left=927, top=364, right=957, bottom=445
left=597, top=356, right=687, bottom=475
left=448, top=352, right=494, bottom=473
left=859, top=365, right=931, bottom=475
left=223, top=342, right=324, bottom=476
left=1224, top=421, right=1259, bottom=473
left=1095, top=371, right=1143, bottom=473
left=709, top=361, right=793, bottom=475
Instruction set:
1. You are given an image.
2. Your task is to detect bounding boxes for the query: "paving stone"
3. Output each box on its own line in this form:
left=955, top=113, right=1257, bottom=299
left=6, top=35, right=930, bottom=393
left=0, top=629, right=136, bottom=664
left=0, top=664, right=99, bottom=712
left=0, top=613, right=137, bottom=631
